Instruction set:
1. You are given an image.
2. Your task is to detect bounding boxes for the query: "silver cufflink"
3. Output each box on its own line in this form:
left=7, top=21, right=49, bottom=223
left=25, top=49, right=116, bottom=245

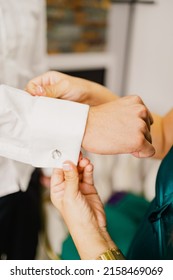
left=52, top=149, right=61, bottom=159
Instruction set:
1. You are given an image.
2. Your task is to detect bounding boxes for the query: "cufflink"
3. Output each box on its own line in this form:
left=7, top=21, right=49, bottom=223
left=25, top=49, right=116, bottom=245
left=52, top=149, right=61, bottom=159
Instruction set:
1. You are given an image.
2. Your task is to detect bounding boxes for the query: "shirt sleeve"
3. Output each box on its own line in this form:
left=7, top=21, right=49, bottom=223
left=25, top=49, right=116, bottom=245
left=0, top=85, right=89, bottom=168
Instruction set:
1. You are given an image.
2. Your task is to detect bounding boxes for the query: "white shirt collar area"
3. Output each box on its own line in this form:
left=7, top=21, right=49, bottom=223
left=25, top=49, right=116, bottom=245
left=0, top=85, right=89, bottom=168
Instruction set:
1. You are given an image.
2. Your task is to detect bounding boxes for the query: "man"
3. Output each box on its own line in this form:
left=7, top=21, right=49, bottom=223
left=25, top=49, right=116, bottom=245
left=0, top=0, right=47, bottom=259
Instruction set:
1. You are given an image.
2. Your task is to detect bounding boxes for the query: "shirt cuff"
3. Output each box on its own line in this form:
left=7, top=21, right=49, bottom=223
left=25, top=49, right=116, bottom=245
left=0, top=85, right=89, bottom=168
left=28, top=96, right=89, bottom=168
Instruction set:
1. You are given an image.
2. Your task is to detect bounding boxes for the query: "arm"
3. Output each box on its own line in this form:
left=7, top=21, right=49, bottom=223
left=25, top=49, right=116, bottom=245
left=50, top=158, right=125, bottom=260
left=25, top=71, right=117, bottom=106
left=26, top=71, right=155, bottom=158
left=151, top=109, right=173, bottom=159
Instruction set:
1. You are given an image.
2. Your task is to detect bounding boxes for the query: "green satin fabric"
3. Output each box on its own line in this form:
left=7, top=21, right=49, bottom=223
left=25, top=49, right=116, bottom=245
left=127, top=146, right=173, bottom=259
left=61, top=194, right=149, bottom=260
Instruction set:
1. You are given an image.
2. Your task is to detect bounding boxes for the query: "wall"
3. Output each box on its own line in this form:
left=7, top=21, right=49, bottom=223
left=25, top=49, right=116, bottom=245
left=106, top=3, right=130, bottom=95
left=124, top=0, right=173, bottom=115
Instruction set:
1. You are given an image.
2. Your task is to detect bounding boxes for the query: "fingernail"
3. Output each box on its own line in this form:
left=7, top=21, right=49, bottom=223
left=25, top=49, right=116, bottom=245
left=63, top=163, right=72, bottom=171
left=36, top=85, right=45, bottom=95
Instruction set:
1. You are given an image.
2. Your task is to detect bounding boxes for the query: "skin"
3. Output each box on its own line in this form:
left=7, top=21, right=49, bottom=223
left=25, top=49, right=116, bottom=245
left=25, top=71, right=117, bottom=106
left=50, top=158, right=116, bottom=260
left=25, top=71, right=155, bottom=158
left=151, top=109, right=173, bottom=159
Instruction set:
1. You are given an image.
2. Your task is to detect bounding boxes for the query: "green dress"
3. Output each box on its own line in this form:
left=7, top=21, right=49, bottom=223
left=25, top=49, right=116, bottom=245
left=127, top=146, right=173, bottom=260
left=61, top=192, right=149, bottom=260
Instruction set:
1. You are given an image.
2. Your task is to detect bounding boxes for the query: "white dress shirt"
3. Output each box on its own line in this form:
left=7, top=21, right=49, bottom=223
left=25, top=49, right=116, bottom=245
left=0, top=0, right=48, bottom=196
left=0, top=0, right=47, bottom=88
left=0, top=1, right=89, bottom=197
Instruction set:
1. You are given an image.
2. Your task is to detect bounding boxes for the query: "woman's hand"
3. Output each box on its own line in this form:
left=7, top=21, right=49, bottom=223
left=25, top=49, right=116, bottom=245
left=50, top=158, right=116, bottom=259
left=25, top=71, right=117, bottom=106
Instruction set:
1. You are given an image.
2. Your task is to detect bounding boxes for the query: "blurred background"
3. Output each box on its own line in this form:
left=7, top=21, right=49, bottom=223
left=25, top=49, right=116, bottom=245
left=38, top=0, right=173, bottom=259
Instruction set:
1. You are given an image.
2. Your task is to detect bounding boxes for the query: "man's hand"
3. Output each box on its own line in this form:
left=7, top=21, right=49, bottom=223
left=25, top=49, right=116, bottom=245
left=82, top=96, right=155, bottom=158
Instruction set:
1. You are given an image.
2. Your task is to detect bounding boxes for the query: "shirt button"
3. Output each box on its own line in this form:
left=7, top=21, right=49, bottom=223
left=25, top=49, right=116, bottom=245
left=52, top=149, right=62, bottom=159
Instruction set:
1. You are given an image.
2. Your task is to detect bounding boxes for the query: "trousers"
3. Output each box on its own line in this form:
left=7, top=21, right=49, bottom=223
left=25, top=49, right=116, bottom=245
left=0, top=169, right=41, bottom=260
